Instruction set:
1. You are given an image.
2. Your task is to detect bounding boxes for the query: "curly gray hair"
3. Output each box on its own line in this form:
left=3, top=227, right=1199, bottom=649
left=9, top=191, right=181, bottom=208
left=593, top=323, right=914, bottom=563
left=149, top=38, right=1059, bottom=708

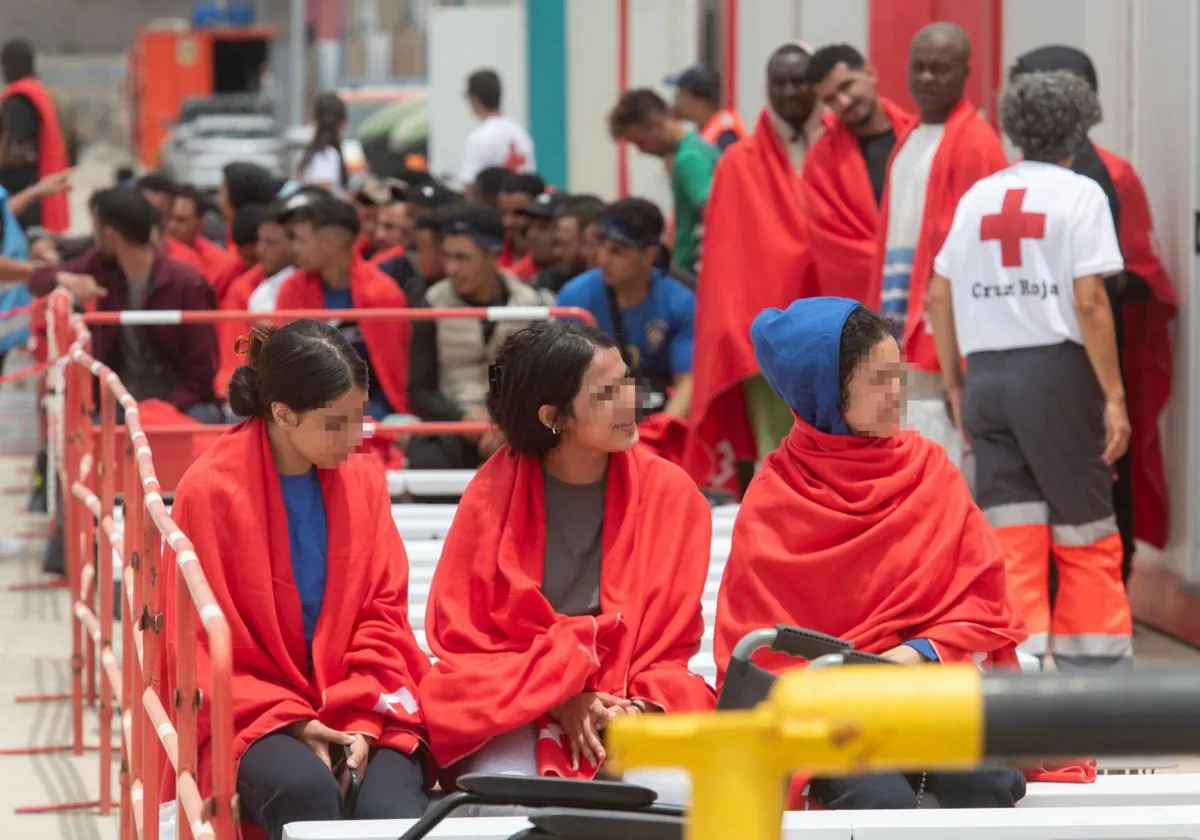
left=1000, top=70, right=1102, bottom=163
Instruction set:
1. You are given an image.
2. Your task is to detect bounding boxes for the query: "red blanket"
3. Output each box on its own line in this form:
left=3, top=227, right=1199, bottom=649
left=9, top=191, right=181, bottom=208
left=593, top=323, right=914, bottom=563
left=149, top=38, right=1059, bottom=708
left=213, top=264, right=266, bottom=400
left=715, top=416, right=1026, bottom=683
left=276, top=259, right=411, bottom=414
left=184, top=236, right=244, bottom=302
left=802, top=99, right=915, bottom=302
left=1097, top=146, right=1176, bottom=550
left=0, top=78, right=69, bottom=232
left=684, top=110, right=817, bottom=486
left=371, top=245, right=406, bottom=266
left=163, top=419, right=430, bottom=793
left=419, top=446, right=715, bottom=776
left=870, top=99, right=1008, bottom=371
left=164, top=236, right=206, bottom=273
left=636, top=413, right=689, bottom=466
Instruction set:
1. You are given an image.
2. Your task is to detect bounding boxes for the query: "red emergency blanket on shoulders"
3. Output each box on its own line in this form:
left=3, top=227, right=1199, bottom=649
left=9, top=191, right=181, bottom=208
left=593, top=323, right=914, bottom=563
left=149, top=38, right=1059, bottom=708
left=190, top=236, right=244, bottom=302
left=371, top=245, right=406, bottom=266
left=276, top=259, right=410, bottom=415
left=162, top=419, right=430, bottom=794
left=802, top=99, right=914, bottom=302
left=636, top=413, right=689, bottom=466
left=1097, top=146, right=1176, bottom=549
left=684, top=110, right=818, bottom=486
left=870, top=99, right=1008, bottom=372
left=212, top=264, right=266, bottom=400
left=715, top=416, right=1026, bottom=683
left=1, top=77, right=69, bottom=232
left=164, top=236, right=205, bottom=273
left=419, top=445, right=715, bottom=777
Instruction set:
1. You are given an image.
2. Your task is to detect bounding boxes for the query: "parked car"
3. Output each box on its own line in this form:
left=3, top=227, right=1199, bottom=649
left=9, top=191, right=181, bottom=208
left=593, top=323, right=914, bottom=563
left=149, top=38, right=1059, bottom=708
left=161, top=112, right=287, bottom=192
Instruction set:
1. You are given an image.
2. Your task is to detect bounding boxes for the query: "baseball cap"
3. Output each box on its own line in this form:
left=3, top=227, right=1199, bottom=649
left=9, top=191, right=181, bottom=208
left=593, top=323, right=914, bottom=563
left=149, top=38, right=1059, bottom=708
left=403, top=181, right=463, bottom=208
left=516, top=191, right=568, bottom=221
left=664, top=64, right=721, bottom=103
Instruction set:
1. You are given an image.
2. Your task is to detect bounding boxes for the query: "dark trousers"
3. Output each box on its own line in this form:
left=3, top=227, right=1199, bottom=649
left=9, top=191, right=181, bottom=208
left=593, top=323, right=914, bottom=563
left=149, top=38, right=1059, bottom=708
left=809, top=767, right=1025, bottom=809
left=238, top=733, right=429, bottom=840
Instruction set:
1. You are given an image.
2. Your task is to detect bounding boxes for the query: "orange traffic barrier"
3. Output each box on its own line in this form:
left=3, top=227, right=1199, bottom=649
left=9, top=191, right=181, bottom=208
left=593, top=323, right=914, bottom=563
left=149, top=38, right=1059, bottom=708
left=11, top=294, right=596, bottom=838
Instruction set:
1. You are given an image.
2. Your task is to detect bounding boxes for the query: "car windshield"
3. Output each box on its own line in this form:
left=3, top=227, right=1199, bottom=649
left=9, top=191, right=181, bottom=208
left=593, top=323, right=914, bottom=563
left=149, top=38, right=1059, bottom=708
left=194, top=123, right=276, bottom=140
left=345, top=100, right=388, bottom=136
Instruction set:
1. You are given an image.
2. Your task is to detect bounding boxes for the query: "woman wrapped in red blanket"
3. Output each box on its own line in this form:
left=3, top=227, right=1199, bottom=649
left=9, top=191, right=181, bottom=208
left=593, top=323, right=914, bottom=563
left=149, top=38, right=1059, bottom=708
left=714, top=297, right=1029, bottom=810
left=164, top=320, right=430, bottom=840
left=420, top=321, right=715, bottom=802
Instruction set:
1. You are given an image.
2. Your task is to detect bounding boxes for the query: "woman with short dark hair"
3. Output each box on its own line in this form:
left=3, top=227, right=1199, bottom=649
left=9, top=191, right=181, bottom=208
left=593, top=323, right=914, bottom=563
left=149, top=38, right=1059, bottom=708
left=420, top=321, right=714, bottom=794
left=164, top=320, right=431, bottom=840
left=715, top=297, right=1028, bottom=809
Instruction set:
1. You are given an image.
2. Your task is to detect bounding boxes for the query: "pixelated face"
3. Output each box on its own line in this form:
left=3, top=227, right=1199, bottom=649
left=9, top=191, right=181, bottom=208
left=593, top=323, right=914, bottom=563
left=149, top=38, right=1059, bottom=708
left=842, top=334, right=903, bottom=437
left=553, top=216, right=586, bottom=277
left=167, top=196, right=203, bottom=245
left=376, top=203, right=407, bottom=249
left=557, top=345, right=639, bottom=452
left=256, top=221, right=293, bottom=276
left=813, top=62, right=879, bottom=131
left=272, top=386, right=368, bottom=469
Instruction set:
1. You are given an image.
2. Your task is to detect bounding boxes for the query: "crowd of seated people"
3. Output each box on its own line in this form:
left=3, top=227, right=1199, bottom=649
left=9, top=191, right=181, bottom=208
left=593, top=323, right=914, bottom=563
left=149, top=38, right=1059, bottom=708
left=0, top=28, right=1163, bottom=832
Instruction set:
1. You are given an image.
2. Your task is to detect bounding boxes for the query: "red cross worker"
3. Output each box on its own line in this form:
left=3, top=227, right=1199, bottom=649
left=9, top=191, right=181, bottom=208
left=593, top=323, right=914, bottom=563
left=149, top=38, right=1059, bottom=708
left=925, top=69, right=1133, bottom=671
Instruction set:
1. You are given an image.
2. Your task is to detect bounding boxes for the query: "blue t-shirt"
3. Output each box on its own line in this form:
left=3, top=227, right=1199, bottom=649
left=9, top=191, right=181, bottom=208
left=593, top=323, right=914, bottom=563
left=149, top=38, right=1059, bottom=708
left=322, top=285, right=390, bottom=419
left=557, top=268, right=695, bottom=382
left=279, top=469, right=327, bottom=645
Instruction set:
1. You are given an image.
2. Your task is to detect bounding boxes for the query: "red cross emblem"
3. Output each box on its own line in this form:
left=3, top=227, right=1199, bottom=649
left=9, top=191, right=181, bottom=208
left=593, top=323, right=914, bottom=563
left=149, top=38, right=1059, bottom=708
left=504, top=141, right=527, bottom=171
left=980, top=188, right=1046, bottom=268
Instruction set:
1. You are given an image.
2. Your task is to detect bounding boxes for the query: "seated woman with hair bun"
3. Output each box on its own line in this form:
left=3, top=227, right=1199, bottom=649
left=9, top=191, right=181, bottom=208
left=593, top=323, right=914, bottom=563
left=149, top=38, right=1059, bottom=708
left=419, top=321, right=714, bottom=797
left=162, top=320, right=431, bottom=840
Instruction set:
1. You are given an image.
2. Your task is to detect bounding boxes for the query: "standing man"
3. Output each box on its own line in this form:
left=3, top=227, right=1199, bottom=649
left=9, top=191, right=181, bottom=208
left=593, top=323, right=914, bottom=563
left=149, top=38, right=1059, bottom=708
left=0, top=40, right=69, bottom=231
left=458, top=69, right=536, bottom=195
left=804, top=44, right=914, bottom=302
left=608, top=89, right=717, bottom=275
left=873, top=23, right=1008, bottom=464
left=665, top=64, right=746, bottom=153
left=683, top=41, right=822, bottom=495
left=1011, top=46, right=1176, bottom=576
left=927, top=70, right=1132, bottom=669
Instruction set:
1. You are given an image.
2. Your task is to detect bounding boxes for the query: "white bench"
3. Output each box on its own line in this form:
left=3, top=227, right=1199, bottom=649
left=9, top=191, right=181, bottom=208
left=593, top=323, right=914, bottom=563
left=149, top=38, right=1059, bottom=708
left=281, top=805, right=1200, bottom=840
left=282, top=810, right=854, bottom=840
left=1020, top=774, right=1200, bottom=808
left=840, top=804, right=1200, bottom=839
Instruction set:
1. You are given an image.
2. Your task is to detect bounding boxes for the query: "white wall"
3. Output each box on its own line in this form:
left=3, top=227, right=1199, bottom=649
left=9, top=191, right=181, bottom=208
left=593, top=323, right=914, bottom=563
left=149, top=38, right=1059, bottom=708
left=734, top=0, right=868, bottom=127
left=427, top=4, right=529, bottom=183
left=565, top=0, right=698, bottom=202
left=566, top=0, right=619, bottom=197
left=1131, top=0, right=1200, bottom=582
left=1001, top=0, right=1134, bottom=154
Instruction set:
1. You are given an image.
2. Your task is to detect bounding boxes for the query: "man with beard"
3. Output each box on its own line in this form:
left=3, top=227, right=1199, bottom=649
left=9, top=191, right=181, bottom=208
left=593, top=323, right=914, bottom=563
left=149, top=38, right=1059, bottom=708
left=683, top=42, right=824, bottom=495
left=552, top=195, right=606, bottom=280
left=872, top=22, right=1008, bottom=467
left=1009, top=46, right=1176, bottom=580
left=803, top=44, right=914, bottom=301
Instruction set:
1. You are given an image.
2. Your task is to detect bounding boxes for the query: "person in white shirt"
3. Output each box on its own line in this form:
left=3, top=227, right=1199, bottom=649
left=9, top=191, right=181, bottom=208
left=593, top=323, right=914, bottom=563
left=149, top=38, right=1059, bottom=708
left=927, top=70, right=1132, bottom=671
left=459, top=69, right=536, bottom=195
left=297, top=91, right=348, bottom=195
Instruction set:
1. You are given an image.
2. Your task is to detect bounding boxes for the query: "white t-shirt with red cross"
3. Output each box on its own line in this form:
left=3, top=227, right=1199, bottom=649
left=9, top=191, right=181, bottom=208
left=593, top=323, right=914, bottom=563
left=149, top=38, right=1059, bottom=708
left=458, top=114, right=537, bottom=185
left=933, top=160, right=1124, bottom=356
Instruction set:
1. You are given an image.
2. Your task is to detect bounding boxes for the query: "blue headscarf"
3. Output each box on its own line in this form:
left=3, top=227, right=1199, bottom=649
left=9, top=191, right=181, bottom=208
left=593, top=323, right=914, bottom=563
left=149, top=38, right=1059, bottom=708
left=750, top=297, right=860, bottom=436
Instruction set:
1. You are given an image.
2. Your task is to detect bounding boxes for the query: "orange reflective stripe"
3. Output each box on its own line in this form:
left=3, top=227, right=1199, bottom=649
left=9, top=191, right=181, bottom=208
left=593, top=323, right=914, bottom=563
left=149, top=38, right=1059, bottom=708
left=700, top=110, right=747, bottom=144
left=993, top=523, right=1052, bottom=636
left=1052, top=532, right=1133, bottom=638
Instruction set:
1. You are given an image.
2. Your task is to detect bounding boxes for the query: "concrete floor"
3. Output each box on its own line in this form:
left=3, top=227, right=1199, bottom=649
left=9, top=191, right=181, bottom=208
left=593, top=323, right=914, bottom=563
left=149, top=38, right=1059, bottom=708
left=1, top=447, right=1200, bottom=838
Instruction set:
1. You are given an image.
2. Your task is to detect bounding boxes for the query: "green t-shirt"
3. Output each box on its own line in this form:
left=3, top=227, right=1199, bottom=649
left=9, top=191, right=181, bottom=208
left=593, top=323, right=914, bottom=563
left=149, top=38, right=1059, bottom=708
left=670, top=132, right=719, bottom=273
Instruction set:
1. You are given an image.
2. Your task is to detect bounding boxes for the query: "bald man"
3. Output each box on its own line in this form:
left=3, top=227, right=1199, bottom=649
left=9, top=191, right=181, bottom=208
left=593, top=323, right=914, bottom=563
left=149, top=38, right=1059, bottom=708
left=872, top=23, right=1008, bottom=467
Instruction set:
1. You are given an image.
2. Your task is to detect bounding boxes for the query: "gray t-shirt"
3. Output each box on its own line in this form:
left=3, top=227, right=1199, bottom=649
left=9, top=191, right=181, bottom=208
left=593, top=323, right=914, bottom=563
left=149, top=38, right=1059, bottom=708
left=541, top=466, right=605, bottom=616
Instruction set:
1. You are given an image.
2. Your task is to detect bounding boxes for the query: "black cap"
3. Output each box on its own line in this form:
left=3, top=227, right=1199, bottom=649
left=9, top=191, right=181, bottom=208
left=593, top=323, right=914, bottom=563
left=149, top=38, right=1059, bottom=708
left=404, top=181, right=463, bottom=208
left=516, top=191, right=568, bottom=220
left=665, top=64, right=720, bottom=103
